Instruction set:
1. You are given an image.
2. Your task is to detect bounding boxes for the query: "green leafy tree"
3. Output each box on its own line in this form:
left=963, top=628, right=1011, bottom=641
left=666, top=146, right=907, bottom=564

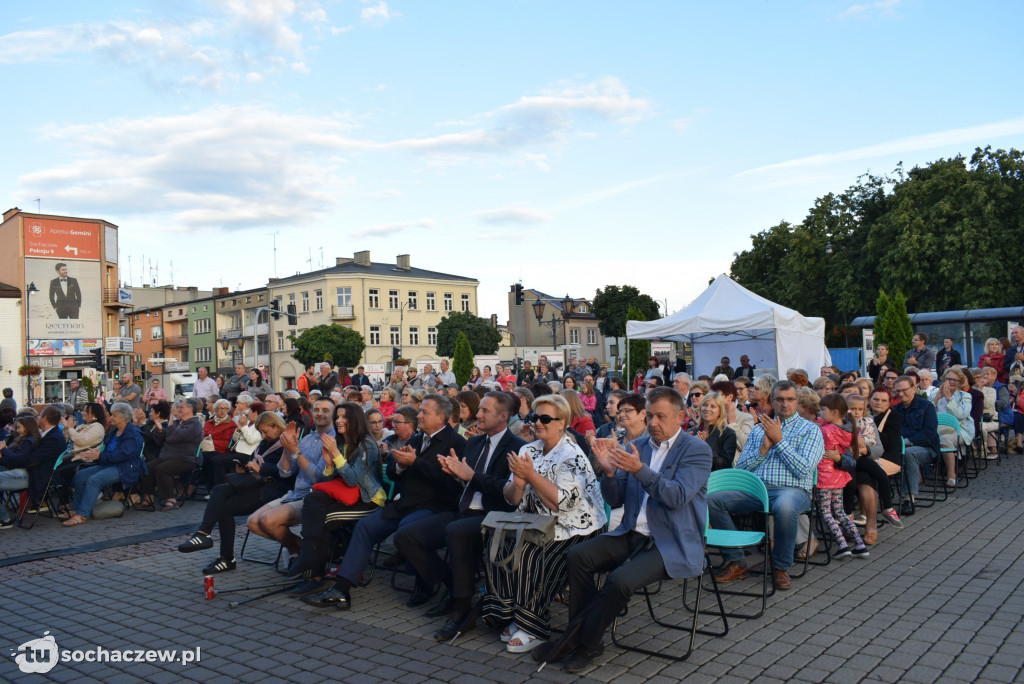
left=626, top=305, right=651, bottom=388
left=289, top=324, right=365, bottom=369
left=435, top=311, right=502, bottom=357
left=873, top=289, right=912, bottom=366
left=452, top=331, right=474, bottom=387
left=591, top=285, right=660, bottom=360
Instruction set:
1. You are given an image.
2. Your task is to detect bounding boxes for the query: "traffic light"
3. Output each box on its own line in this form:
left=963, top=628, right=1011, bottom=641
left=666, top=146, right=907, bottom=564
left=91, top=348, right=103, bottom=371
left=270, top=299, right=281, bottom=320
left=113, top=366, right=120, bottom=380
left=513, top=283, right=524, bottom=306
left=286, top=303, right=298, bottom=325
left=392, top=346, right=401, bottom=361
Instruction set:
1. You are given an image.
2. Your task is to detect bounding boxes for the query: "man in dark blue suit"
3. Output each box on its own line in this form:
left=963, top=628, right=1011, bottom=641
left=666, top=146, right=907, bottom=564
left=535, top=386, right=712, bottom=672
left=394, top=391, right=528, bottom=641
left=0, top=405, right=66, bottom=520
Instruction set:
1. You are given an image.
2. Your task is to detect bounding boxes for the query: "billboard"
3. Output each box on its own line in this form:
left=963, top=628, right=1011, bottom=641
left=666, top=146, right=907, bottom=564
left=29, top=339, right=102, bottom=356
left=25, top=258, right=102, bottom=340
left=24, top=218, right=101, bottom=261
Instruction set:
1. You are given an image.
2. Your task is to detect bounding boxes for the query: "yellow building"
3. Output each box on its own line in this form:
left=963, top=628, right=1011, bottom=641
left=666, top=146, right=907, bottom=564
left=268, top=252, right=479, bottom=389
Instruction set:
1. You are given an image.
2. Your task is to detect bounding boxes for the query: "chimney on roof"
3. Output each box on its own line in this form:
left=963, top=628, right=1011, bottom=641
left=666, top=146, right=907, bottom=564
left=216, top=287, right=229, bottom=295
left=396, top=254, right=411, bottom=271
left=354, top=250, right=371, bottom=267
left=3, top=207, right=20, bottom=222
left=336, top=257, right=353, bottom=266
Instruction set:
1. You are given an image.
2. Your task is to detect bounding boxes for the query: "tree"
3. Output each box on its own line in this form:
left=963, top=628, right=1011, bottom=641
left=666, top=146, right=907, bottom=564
left=591, top=285, right=660, bottom=358
left=452, top=331, right=474, bottom=387
left=289, top=324, right=366, bottom=369
left=873, top=289, right=912, bottom=365
left=625, top=305, right=651, bottom=388
left=434, top=311, right=502, bottom=357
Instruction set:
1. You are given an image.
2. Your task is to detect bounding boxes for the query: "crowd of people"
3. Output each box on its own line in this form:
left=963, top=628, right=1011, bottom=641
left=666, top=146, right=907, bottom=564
left=2, top=329, right=1022, bottom=671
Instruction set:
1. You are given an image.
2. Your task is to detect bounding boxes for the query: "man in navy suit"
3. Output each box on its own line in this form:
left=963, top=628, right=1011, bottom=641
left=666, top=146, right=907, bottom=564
left=0, top=405, right=67, bottom=518
left=534, top=386, right=712, bottom=672
left=302, top=395, right=465, bottom=610
left=48, top=262, right=83, bottom=319
left=393, top=391, right=528, bottom=641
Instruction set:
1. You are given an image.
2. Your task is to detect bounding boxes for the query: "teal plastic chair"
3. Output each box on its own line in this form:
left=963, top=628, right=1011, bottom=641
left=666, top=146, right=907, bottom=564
left=702, top=470, right=775, bottom=619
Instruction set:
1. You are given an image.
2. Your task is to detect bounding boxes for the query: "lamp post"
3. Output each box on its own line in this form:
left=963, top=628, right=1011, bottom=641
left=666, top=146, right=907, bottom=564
left=24, top=282, right=39, bottom=404
left=531, top=295, right=576, bottom=349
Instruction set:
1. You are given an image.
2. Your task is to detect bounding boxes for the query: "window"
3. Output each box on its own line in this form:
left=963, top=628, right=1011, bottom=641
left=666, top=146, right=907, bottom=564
left=428, top=327, right=437, bottom=346
left=390, top=326, right=400, bottom=345
left=194, top=346, right=212, bottom=363
left=587, top=329, right=597, bottom=345
left=134, top=328, right=142, bottom=342
left=577, top=304, right=588, bottom=313
left=202, top=304, right=208, bottom=312
left=152, top=325, right=163, bottom=340
left=409, top=327, right=419, bottom=346
left=426, top=292, right=436, bottom=311
left=369, top=326, right=381, bottom=346
left=570, top=329, right=580, bottom=345
left=408, top=291, right=418, bottom=310
left=277, top=331, right=284, bottom=351
left=389, top=289, right=399, bottom=309
left=258, top=294, right=264, bottom=302
left=301, top=291, right=309, bottom=313
left=368, top=288, right=379, bottom=309
left=190, top=307, right=196, bottom=314
left=257, top=338, right=269, bottom=356
left=336, top=287, right=352, bottom=307
left=289, top=331, right=297, bottom=349
left=444, top=293, right=453, bottom=311
left=314, top=289, right=322, bottom=310
left=194, top=318, right=211, bottom=334
left=288, top=293, right=295, bottom=307
left=461, top=294, right=470, bottom=312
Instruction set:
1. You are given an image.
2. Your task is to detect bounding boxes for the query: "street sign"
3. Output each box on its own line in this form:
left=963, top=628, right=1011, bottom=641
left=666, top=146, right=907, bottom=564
left=24, top=218, right=101, bottom=261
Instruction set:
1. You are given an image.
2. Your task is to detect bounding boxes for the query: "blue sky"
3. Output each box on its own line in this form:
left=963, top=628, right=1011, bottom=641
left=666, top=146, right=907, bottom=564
left=3, top=0, right=1023, bottom=320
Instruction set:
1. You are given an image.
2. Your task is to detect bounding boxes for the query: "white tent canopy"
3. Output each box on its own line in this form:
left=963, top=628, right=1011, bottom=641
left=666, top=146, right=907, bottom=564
left=626, top=275, right=831, bottom=378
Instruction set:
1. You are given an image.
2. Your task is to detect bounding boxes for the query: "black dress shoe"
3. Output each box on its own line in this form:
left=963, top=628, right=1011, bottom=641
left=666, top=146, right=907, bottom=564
left=424, top=590, right=453, bottom=617
left=562, top=645, right=604, bottom=673
left=301, top=587, right=351, bottom=609
left=287, top=579, right=328, bottom=597
left=407, top=585, right=437, bottom=608
left=433, top=615, right=473, bottom=642
left=900, top=500, right=915, bottom=517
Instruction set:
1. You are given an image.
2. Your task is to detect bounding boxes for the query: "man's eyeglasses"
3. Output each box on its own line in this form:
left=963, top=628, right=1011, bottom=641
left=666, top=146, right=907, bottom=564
left=895, top=385, right=915, bottom=394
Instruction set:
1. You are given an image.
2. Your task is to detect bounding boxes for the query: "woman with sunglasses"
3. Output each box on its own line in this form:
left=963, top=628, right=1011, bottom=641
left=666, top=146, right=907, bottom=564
left=481, top=394, right=605, bottom=655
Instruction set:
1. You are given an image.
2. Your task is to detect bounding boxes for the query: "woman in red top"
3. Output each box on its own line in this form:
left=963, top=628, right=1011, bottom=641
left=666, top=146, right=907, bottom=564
left=204, top=399, right=241, bottom=486
left=979, top=337, right=1007, bottom=384
left=561, top=389, right=595, bottom=436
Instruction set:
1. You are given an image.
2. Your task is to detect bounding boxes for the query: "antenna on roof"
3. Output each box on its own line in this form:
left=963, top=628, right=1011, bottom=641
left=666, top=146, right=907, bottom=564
left=34, top=198, right=41, bottom=213
left=266, top=231, right=279, bottom=278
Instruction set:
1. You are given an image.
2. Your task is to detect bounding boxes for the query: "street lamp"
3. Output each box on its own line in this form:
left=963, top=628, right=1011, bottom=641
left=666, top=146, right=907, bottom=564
left=532, top=294, right=576, bottom=348
left=24, top=282, right=39, bottom=404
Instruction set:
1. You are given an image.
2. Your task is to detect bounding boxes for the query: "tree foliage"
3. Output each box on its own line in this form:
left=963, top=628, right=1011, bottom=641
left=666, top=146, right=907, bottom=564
left=626, top=305, right=651, bottom=388
left=873, top=290, right=911, bottom=365
left=729, top=147, right=1024, bottom=345
left=435, top=311, right=502, bottom=357
left=592, top=285, right=661, bottom=356
left=452, top=331, right=474, bottom=387
left=290, top=324, right=366, bottom=369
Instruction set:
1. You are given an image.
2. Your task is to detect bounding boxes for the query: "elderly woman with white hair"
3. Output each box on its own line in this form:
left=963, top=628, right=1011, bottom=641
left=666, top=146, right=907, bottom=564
left=204, top=398, right=240, bottom=486
left=62, top=403, right=145, bottom=527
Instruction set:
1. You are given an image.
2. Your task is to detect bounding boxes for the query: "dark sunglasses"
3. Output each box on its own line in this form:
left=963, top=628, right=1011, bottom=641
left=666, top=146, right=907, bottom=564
left=526, top=413, right=562, bottom=425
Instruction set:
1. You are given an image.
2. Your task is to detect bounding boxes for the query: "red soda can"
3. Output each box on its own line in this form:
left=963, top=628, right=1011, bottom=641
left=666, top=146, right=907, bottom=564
left=204, top=575, right=215, bottom=600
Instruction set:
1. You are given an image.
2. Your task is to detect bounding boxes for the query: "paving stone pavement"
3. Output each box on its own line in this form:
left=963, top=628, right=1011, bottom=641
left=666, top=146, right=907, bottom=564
left=3, top=453, right=1024, bottom=683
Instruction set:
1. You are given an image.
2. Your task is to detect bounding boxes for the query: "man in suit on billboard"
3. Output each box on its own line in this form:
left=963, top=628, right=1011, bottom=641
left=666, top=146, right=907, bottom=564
left=48, top=263, right=82, bottom=319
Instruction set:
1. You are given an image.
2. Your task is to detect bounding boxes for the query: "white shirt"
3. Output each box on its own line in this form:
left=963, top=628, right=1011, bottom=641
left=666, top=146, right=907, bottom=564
left=469, top=428, right=507, bottom=511
left=634, top=428, right=680, bottom=537
left=192, top=376, right=220, bottom=400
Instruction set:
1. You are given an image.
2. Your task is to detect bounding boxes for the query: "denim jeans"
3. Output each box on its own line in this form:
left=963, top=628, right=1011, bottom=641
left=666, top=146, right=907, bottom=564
left=902, top=446, right=937, bottom=496
left=708, top=485, right=810, bottom=571
left=337, top=508, right=435, bottom=586
left=0, top=468, right=29, bottom=522
left=71, top=465, right=122, bottom=518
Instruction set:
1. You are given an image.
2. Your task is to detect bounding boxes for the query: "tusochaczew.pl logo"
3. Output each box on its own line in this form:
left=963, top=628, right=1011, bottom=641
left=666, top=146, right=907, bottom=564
left=10, top=632, right=201, bottom=674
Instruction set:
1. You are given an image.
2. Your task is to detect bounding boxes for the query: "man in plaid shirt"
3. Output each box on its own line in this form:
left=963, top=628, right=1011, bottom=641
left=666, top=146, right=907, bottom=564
left=707, top=379, right=823, bottom=590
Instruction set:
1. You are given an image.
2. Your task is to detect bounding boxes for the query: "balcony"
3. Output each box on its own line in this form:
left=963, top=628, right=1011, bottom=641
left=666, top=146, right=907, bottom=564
left=165, top=334, right=188, bottom=347
left=242, top=353, right=271, bottom=368
left=219, top=327, right=243, bottom=340
left=331, top=305, right=355, bottom=320
left=103, top=289, right=133, bottom=307
left=243, top=322, right=270, bottom=337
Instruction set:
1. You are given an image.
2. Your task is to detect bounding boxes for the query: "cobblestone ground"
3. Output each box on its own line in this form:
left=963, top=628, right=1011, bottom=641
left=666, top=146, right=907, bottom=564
left=3, top=452, right=1024, bottom=683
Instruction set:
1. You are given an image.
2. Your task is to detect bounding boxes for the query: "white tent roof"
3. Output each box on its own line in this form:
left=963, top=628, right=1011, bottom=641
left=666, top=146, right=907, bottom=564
left=627, top=274, right=830, bottom=375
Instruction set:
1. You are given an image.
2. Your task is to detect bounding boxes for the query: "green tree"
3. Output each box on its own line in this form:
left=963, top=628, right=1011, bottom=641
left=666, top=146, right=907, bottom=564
left=591, top=285, right=660, bottom=358
left=435, top=311, right=502, bottom=357
left=625, top=305, right=651, bottom=388
left=452, top=331, right=474, bottom=387
left=289, top=324, right=366, bottom=369
left=873, top=289, right=912, bottom=365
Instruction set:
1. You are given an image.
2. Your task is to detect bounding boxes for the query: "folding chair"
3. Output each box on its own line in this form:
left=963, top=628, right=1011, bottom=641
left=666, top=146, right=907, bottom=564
left=790, top=470, right=831, bottom=579
left=18, top=450, right=71, bottom=530
left=701, top=470, right=775, bottom=619
left=612, top=546, right=729, bottom=661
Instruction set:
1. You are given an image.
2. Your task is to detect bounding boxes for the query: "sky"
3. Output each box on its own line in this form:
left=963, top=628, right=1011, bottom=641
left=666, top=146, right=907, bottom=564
left=3, top=0, right=1024, bottom=321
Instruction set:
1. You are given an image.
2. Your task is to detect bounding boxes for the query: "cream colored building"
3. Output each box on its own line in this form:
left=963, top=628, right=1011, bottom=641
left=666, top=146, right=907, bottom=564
left=268, top=252, right=479, bottom=390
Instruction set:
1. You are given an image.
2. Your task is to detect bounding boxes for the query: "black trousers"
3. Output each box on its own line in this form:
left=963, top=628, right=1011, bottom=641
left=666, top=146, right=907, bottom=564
left=393, top=510, right=486, bottom=598
left=297, top=490, right=378, bottom=573
left=566, top=531, right=670, bottom=651
left=199, top=482, right=263, bottom=557
left=843, top=458, right=894, bottom=512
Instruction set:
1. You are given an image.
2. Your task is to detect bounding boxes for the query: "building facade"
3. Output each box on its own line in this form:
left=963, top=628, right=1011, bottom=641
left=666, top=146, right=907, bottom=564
left=213, top=287, right=271, bottom=375
left=185, top=297, right=216, bottom=373
left=268, top=251, right=479, bottom=389
left=507, top=287, right=608, bottom=363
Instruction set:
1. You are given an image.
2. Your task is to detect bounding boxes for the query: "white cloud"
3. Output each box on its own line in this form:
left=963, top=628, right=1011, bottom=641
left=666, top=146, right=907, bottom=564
left=736, top=116, right=1024, bottom=177
left=354, top=218, right=433, bottom=238
left=361, top=1, right=400, bottom=25
left=466, top=206, right=552, bottom=225
left=366, top=188, right=401, bottom=200
left=670, top=118, right=692, bottom=134
left=838, top=0, right=902, bottom=19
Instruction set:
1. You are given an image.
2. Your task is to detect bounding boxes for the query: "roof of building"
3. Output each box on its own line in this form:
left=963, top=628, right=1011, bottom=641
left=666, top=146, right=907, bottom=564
left=851, top=306, right=1024, bottom=327
left=270, top=260, right=477, bottom=286
left=0, top=282, right=20, bottom=298
left=526, top=288, right=595, bottom=319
